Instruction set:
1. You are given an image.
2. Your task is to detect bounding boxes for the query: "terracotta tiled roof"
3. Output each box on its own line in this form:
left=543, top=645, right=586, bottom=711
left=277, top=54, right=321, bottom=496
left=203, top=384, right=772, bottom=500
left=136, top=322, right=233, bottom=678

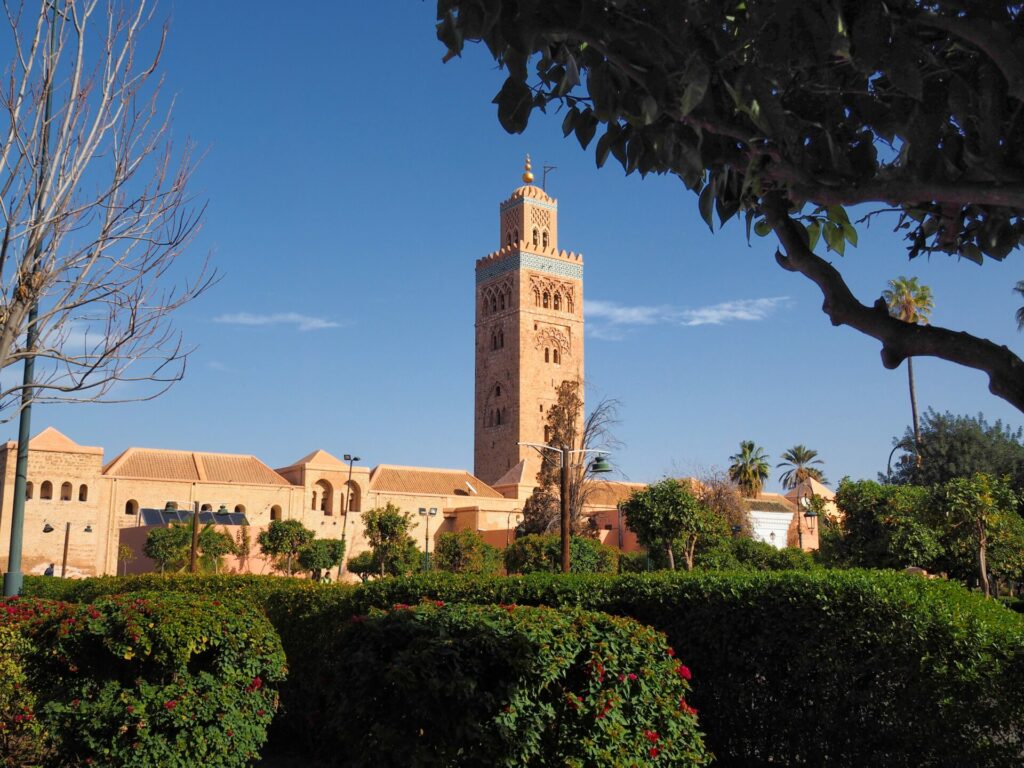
left=369, top=465, right=503, bottom=499
left=783, top=478, right=835, bottom=503
left=283, top=449, right=349, bottom=470
left=17, top=427, right=103, bottom=455
left=103, top=448, right=290, bottom=485
left=743, top=493, right=797, bottom=513
left=584, top=481, right=649, bottom=508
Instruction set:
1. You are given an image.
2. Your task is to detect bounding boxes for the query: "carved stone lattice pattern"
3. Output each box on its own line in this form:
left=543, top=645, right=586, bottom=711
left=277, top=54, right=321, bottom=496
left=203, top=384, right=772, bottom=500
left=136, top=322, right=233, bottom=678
left=531, top=208, right=551, bottom=230
left=529, top=276, right=576, bottom=312
left=480, top=277, right=514, bottom=317
left=535, top=326, right=570, bottom=353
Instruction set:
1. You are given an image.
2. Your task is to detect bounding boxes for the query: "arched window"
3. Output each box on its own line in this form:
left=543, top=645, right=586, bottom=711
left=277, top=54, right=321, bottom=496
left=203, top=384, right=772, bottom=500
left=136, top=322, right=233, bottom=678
left=344, top=481, right=362, bottom=513
left=125, top=499, right=139, bottom=516
left=513, top=228, right=519, bottom=243
left=316, top=479, right=334, bottom=515
left=499, top=293, right=505, bottom=310
left=534, top=289, right=541, bottom=307
left=491, top=334, right=498, bottom=351
left=567, top=297, right=574, bottom=313
left=491, top=296, right=497, bottom=313
left=495, top=384, right=501, bottom=397
left=40, top=481, right=52, bottom=500
left=553, top=293, right=561, bottom=311
left=78, top=484, right=88, bottom=502
left=542, top=230, right=549, bottom=248
left=544, top=348, right=550, bottom=363
left=234, top=504, right=246, bottom=514
left=544, top=425, right=552, bottom=442
left=498, top=330, right=504, bottom=348
left=201, top=503, right=213, bottom=512
left=25, top=482, right=33, bottom=500
left=60, top=482, right=72, bottom=501
left=543, top=292, right=550, bottom=308
left=271, top=505, right=282, bottom=521
left=553, top=349, right=561, bottom=364
left=506, top=231, right=512, bottom=247
left=532, top=228, right=539, bottom=246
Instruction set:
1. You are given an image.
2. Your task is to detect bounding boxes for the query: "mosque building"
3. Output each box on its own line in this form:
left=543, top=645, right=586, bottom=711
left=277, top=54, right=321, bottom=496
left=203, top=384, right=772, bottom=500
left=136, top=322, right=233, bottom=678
left=0, top=159, right=819, bottom=579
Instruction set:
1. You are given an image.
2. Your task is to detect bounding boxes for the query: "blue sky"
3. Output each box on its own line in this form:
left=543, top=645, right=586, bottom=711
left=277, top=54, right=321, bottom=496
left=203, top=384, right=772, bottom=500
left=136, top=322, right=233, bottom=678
left=13, top=1, right=1024, bottom=492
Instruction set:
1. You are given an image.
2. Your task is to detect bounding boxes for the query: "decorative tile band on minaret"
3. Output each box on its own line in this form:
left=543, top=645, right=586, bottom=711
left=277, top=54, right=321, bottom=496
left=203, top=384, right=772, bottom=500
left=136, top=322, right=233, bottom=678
left=473, top=156, right=585, bottom=486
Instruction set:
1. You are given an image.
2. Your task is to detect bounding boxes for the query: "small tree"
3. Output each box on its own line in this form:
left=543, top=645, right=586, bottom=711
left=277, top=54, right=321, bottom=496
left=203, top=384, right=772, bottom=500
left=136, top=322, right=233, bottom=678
left=257, top=520, right=315, bottom=576
left=198, top=525, right=237, bottom=574
left=143, top=525, right=190, bottom=574
left=622, top=479, right=719, bottom=571
left=117, top=544, right=137, bottom=577
left=362, top=504, right=420, bottom=577
left=236, top=523, right=252, bottom=571
left=346, top=551, right=375, bottom=583
left=298, top=539, right=346, bottom=582
left=697, top=468, right=751, bottom=536
left=433, top=530, right=501, bottom=575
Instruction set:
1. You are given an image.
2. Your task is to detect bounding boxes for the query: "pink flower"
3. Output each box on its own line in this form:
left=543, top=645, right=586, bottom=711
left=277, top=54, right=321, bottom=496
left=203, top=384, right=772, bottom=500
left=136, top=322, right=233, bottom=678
left=164, top=700, right=177, bottom=710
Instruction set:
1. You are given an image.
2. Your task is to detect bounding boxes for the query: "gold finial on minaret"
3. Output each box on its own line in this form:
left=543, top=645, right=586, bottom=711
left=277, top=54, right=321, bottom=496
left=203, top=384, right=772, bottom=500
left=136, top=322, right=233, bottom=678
left=522, top=154, right=534, bottom=184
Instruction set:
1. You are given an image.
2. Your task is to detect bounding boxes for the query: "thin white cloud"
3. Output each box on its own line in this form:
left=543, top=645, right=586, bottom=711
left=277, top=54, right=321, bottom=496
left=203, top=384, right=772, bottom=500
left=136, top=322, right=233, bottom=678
left=585, top=296, right=788, bottom=338
left=213, top=312, right=342, bottom=331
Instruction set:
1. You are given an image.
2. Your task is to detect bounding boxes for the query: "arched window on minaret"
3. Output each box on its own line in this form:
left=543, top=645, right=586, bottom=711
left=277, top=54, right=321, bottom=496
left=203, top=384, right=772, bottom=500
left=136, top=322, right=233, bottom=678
left=545, top=348, right=550, bottom=363
left=543, top=292, right=550, bottom=308
left=499, top=293, right=505, bottom=310
left=553, top=293, right=561, bottom=311
left=532, top=228, right=539, bottom=246
left=491, top=333, right=498, bottom=351
left=534, top=289, right=541, bottom=307
left=496, top=409, right=502, bottom=426
left=491, top=296, right=497, bottom=313
left=567, top=296, right=574, bottom=313
left=495, top=384, right=501, bottom=397
left=513, top=228, right=519, bottom=244
left=506, top=231, right=512, bottom=247
left=542, top=230, right=549, bottom=248
left=498, top=330, right=504, bottom=348
left=553, top=349, right=561, bottom=364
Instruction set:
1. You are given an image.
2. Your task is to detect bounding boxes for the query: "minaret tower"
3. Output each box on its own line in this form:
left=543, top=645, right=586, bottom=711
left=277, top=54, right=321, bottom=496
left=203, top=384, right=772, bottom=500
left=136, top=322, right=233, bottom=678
left=474, top=156, right=585, bottom=486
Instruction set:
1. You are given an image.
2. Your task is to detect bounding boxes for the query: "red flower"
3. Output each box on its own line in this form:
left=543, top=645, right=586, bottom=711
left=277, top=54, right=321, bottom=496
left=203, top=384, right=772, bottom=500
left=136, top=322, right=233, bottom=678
left=644, top=730, right=660, bottom=743
left=164, top=700, right=177, bottom=710
left=433, top=600, right=445, bottom=607
left=126, top=705, right=134, bottom=713
left=257, top=709, right=266, bottom=717
left=679, top=698, right=698, bottom=716
left=628, top=673, right=638, bottom=681
left=666, top=647, right=676, bottom=657
left=649, top=747, right=660, bottom=758
left=677, top=664, right=692, bottom=681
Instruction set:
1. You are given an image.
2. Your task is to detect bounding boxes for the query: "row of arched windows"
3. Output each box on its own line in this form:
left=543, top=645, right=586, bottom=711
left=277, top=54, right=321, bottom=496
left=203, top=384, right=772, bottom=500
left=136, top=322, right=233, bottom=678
left=533, top=289, right=573, bottom=313
left=310, top=479, right=362, bottom=516
left=544, top=347, right=562, bottom=364
left=481, top=285, right=513, bottom=317
left=531, top=227, right=550, bottom=249
left=123, top=499, right=252, bottom=516
left=26, top=481, right=87, bottom=502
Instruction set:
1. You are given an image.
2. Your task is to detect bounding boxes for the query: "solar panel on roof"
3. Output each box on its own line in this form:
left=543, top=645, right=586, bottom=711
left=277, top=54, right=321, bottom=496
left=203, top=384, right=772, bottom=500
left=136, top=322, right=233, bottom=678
left=138, top=508, right=249, bottom=526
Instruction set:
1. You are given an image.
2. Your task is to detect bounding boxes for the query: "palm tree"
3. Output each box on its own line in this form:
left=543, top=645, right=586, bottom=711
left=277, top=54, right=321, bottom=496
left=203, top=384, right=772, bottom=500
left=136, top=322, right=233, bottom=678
left=777, top=445, right=827, bottom=489
left=882, top=276, right=934, bottom=457
left=1015, top=281, right=1024, bottom=331
left=728, top=440, right=770, bottom=498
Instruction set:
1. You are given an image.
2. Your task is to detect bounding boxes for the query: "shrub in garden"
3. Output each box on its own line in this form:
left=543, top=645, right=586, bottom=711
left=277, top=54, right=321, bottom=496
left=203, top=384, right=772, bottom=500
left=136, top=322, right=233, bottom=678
left=2, top=592, right=286, bottom=767
left=503, top=533, right=618, bottom=574
left=0, top=623, right=54, bottom=766
left=433, top=529, right=501, bottom=574
left=317, top=601, right=709, bottom=767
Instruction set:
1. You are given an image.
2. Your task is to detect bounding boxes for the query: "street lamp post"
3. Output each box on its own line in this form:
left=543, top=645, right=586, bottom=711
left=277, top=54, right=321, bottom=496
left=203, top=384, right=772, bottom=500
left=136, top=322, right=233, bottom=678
left=519, top=442, right=613, bottom=573
left=41, top=521, right=92, bottom=578
left=505, top=509, right=522, bottom=548
left=796, top=484, right=820, bottom=551
left=418, top=507, right=437, bottom=570
left=340, top=454, right=360, bottom=574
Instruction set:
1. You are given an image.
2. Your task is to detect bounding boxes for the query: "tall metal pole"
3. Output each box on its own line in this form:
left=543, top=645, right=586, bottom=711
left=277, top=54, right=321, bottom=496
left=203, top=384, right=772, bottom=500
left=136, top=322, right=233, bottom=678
left=189, top=501, right=200, bottom=573
left=423, top=513, right=431, bottom=571
left=3, top=2, right=57, bottom=597
left=340, top=455, right=358, bottom=574
left=560, top=446, right=570, bottom=573
left=60, top=521, right=70, bottom=578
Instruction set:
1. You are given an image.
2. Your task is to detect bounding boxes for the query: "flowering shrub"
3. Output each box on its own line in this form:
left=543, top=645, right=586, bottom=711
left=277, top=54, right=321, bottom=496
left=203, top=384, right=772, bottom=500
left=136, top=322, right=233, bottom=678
left=317, top=601, right=709, bottom=766
left=0, top=624, right=54, bottom=766
left=1, top=592, right=286, bottom=767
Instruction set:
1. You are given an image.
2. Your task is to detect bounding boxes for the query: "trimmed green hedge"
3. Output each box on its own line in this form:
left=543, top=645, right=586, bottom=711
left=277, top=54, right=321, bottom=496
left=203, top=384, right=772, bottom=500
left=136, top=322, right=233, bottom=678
left=23, top=570, right=1024, bottom=767
left=316, top=601, right=708, bottom=766
left=2, top=592, right=286, bottom=767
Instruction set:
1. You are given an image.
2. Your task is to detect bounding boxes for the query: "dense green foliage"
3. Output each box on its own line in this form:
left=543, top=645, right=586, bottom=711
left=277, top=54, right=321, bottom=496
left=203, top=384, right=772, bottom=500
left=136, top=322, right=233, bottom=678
left=827, top=476, right=1024, bottom=590
left=25, top=569, right=1024, bottom=766
left=888, top=409, right=1024, bottom=489
left=361, top=503, right=421, bottom=576
left=297, top=538, right=345, bottom=582
left=503, top=534, right=618, bottom=574
left=622, top=478, right=724, bottom=570
left=696, top=537, right=818, bottom=572
left=318, top=602, right=708, bottom=767
left=433, top=529, right=501, bottom=574
left=0, top=624, right=53, bottom=766
left=1, top=592, right=285, bottom=767
left=727, top=441, right=770, bottom=498
left=142, top=523, right=238, bottom=574
left=436, top=0, right=1024, bottom=414
left=257, top=520, right=315, bottom=575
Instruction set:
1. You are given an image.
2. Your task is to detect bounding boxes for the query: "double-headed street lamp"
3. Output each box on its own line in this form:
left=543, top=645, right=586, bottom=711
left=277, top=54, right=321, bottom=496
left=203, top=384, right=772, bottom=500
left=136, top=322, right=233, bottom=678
left=519, top=442, right=613, bottom=573
left=340, top=454, right=360, bottom=574
left=418, top=507, right=438, bottom=570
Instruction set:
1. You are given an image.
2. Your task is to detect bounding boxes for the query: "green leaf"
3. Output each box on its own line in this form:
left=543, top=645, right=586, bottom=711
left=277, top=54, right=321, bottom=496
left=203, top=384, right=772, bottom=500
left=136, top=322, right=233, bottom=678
left=493, top=77, right=533, bottom=134
left=698, top=184, right=715, bottom=231
left=561, top=107, right=578, bottom=138
left=640, top=95, right=659, bottom=126
left=594, top=125, right=618, bottom=169
left=574, top=108, right=598, bottom=149
left=807, top=220, right=822, bottom=251
left=843, top=222, right=858, bottom=246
